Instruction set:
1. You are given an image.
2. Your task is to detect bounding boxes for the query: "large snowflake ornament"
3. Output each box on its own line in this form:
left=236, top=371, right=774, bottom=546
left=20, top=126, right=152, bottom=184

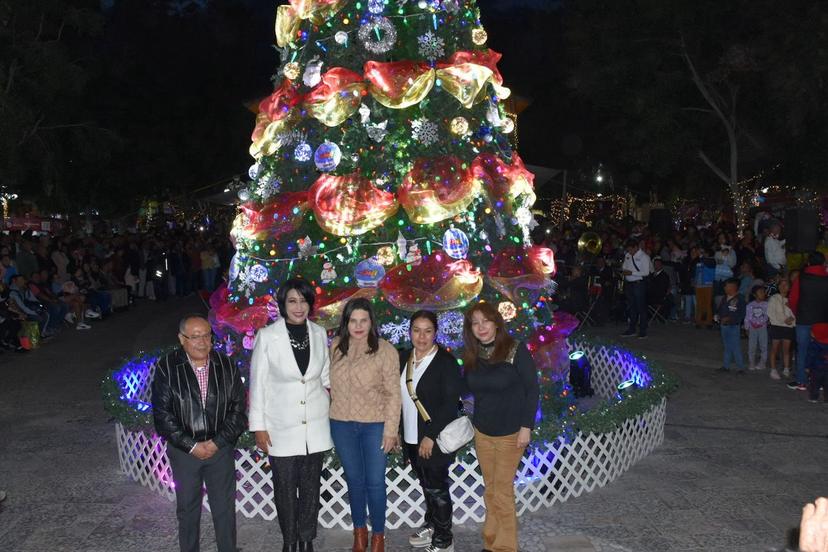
left=380, top=318, right=411, bottom=345
left=411, top=117, right=439, bottom=146
left=237, top=267, right=258, bottom=297
left=255, top=175, right=281, bottom=199
left=436, top=311, right=464, bottom=348
left=417, top=31, right=445, bottom=62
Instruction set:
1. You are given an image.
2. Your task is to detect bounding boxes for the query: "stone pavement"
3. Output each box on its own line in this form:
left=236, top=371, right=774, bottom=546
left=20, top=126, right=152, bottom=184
left=0, top=297, right=825, bottom=551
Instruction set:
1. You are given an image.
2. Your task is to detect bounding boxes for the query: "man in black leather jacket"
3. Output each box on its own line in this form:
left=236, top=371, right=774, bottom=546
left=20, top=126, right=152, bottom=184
left=151, top=314, right=247, bottom=552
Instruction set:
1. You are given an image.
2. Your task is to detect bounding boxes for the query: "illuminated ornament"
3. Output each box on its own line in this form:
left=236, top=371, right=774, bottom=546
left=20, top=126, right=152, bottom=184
left=442, top=227, right=470, bottom=260
left=396, top=231, right=408, bottom=260
left=358, top=16, right=397, bottom=54
left=450, top=116, right=469, bottom=136
left=303, top=57, right=324, bottom=87
left=498, top=301, right=517, bottom=322
left=398, top=156, right=479, bottom=224
left=405, top=243, right=422, bottom=266
left=248, top=162, right=261, bottom=180
left=297, top=236, right=318, bottom=259
left=411, top=117, right=439, bottom=146
left=471, top=27, right=488, bottom=45
left=294, top=142, right=313, bottom=162
left=335, top=31, right=348, bottom=45
left=249, top=264, right=269, bottom=283
left=283, top=61, right=301, bottom=80
left=376, top=246, right=396, bottom=266
left=355, top=258, right=386, bottom=288
left=367, top=120, right=389, bottom=142
left=502, top=117, right=515, bottom=134
left=314, top=141, right=342, bottom=172
left=309, top=173, right=398, bottom=236
left=483, top=134, right=493, bottom=143
left=417, top=31, right=445, bottom=62
left=237, top=188, right=251, bottom=202
left=228, top=253, right=241, bottom=281
left=367, top=0, right=385, bottom=14
left=243, top=330, right=256, bottom=350
left=320, top=262, right=337, bottom=284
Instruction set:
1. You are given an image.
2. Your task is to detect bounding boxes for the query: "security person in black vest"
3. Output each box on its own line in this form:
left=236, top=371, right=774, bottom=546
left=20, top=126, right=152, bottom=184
left=152, top=314, right=247, bottom=552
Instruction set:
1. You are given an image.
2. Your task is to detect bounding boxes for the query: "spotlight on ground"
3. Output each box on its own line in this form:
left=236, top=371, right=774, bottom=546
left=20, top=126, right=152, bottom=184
left=569, top=351, right=594, bottom=398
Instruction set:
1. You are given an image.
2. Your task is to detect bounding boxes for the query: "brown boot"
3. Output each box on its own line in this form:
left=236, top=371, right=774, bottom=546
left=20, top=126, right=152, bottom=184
left=352, top=527, right=368, bottom=552
left=370, top=532, right=384, bottom=552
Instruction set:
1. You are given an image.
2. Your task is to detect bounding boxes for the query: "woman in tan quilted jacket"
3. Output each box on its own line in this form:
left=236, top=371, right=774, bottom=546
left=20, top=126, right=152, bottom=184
left=329, top=297, right=401, bottom=552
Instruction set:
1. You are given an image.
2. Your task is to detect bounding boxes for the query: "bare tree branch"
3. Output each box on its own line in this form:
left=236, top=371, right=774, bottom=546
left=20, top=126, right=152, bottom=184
left=698, top=150, right=731, bottom=185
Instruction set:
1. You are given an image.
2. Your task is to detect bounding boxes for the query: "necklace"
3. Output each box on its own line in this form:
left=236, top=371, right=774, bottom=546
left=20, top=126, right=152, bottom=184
left=478, top=342, right=495, bottom=360
left=413, top=345, right=437, bottom=366
left=289, top=332, right=310, bottom=351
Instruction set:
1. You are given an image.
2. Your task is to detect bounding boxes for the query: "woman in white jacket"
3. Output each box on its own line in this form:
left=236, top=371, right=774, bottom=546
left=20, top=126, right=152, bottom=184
left=249, top=278, right=332, bottom=552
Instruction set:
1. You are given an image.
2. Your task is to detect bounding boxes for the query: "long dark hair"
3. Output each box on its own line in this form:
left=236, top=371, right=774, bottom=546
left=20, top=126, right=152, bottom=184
left=335, top=297, right=379, bottom=357
left=462, top=301, right=516, bottom=371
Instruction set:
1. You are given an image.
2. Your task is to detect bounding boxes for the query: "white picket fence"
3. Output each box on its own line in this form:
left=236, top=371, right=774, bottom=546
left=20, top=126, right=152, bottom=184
left=115, top=339, right=666, bottom=529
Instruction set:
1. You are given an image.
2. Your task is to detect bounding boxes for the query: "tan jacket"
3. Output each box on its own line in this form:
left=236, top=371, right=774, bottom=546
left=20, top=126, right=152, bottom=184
left=329, top=337, right=401, bottom=437
left=767, top=293, right=795, bottom=327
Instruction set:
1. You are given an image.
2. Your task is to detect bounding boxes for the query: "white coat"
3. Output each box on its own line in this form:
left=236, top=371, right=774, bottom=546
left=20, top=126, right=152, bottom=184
left=248, top=318, right=333, bottom=456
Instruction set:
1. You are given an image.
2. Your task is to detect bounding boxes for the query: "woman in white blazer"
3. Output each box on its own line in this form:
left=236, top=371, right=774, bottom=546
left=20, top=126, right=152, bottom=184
left=249, top=278, right=332, bottom=552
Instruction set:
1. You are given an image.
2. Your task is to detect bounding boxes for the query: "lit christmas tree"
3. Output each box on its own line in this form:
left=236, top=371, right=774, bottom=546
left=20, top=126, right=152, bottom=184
left=212, top=0, right=565, bottom=376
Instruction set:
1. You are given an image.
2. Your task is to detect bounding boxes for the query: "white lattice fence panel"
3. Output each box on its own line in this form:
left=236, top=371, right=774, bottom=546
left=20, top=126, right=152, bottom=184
left=116, top=341, right=667, bottom=529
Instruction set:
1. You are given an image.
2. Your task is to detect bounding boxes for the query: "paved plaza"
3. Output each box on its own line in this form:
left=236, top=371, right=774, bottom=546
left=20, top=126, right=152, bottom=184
left=0, top=296, right=825, bottom=551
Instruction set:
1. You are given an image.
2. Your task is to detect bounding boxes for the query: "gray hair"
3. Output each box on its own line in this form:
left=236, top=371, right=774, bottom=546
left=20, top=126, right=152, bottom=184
left=179, top=314, right=210, bottom=334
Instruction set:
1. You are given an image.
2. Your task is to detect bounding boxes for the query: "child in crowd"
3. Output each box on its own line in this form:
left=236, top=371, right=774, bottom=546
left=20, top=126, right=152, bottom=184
left=715, top=278, right=747, bottom=373
left=743, top=285, right=769, bottom=371
left=807, top=323, right=828, bottom=403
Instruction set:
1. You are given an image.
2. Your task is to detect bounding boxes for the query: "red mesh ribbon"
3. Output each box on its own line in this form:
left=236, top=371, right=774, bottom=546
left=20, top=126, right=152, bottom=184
left=486, top=246, right=552, bottom=303
left=309, top=173, right=398, bottom=236
left=209, top=284, right=272, bottom=336
left=233, top=192, right=308, bottom=241
left=471, top=152, right=536, bottom=214
left=381, top=253, right=483, bottom=312
left=398, top=156, right=477, bottom=224
left=444, top=49, right=505, bottom=85
left=526, top=312, right=580, bottom=381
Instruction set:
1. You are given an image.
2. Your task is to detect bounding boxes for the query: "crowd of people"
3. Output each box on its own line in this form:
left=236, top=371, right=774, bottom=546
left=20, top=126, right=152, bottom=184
left=546, top=216, right=828, bottom=401
left=0, top=227, right=233, bottom=352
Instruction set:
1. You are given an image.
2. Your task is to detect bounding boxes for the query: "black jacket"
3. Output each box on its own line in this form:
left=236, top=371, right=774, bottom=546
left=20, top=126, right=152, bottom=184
left=796, top=272, right=828, bottom=325
left=151, top=348, right=247, bottom=453
left=399, top=347, right=463, bottom=466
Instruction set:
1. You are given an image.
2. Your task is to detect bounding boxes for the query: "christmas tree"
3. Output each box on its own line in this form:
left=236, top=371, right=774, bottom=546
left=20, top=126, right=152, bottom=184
left=212, top=0, right=564, bottom=374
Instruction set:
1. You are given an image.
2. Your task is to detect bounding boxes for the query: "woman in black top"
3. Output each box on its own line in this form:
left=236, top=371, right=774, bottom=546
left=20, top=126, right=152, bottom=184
left=462, top=302, right=539, bottom=552
left=399, top=311, right=462, bottom=552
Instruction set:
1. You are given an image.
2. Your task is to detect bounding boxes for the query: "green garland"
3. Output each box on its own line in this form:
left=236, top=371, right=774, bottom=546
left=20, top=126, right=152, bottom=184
left=102, top=338, right=678, bottom=465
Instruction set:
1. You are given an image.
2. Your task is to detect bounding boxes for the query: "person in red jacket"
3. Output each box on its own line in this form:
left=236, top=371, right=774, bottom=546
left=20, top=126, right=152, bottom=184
left=788, top=252, right=828, bottom=390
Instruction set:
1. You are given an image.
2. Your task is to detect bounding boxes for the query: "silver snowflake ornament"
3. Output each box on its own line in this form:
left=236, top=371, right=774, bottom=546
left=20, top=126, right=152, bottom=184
left=411, top=117, right=439, bottom=146
left=417, top=31, right=445, bottom=62
left=367, top=120, right=389, bottom=142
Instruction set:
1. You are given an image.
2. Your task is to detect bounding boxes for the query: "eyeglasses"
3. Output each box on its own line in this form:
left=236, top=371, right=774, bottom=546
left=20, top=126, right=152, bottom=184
left=180, top=333, right=212, bottom=342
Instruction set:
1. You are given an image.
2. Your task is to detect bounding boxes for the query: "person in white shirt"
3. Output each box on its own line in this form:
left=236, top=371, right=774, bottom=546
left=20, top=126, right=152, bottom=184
left=764, top=224, right=787, bottom=277
left=621, top=239, right=652, bottom=338
left=249, top=278, right=333, bottom=552
left=399, top=311, right=462, bottom=552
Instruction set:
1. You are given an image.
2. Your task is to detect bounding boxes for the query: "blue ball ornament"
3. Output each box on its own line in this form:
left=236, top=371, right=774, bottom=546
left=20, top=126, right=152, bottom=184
left=442, top=227, right=470, bottom=259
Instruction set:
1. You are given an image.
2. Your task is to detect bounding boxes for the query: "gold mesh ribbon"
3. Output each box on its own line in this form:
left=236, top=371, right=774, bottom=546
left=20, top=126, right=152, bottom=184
left=303, top=68, right=366, bottom=127
left=435, top=63, right=497, bottom=108
left=364, top=61, right=436, bottom=109
left=275, top=5, right=301, bottom=48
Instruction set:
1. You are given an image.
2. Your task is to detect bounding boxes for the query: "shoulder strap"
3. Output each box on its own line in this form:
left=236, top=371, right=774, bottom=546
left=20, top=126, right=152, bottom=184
left=506, top=342, right=520, bottom=364
left=405, top=352, right=432, bottom=423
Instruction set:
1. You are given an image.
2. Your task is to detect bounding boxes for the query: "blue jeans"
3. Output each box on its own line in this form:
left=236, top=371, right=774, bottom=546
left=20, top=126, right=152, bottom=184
left=330, top=420, right=387, bottom=532
left=795, top=325, right=812, bottom=384
left=683, top=294, right=695, bottom=320
left=721, top=324, right=744, bottom=371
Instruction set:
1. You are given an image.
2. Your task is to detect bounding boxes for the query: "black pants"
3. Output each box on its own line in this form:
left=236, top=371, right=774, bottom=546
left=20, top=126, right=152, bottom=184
left=167, top=445, right=237, bottom=552
left=809, top=367, right=828, bottom=401
left=624, top=280, right=648, bottom=336
left=269, top=452, right=324, bottom=544
left=406, top=444, right=453, bottom=547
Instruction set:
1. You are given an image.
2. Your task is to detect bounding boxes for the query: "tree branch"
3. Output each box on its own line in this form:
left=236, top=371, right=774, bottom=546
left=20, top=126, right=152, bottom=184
left=698, top=150, right=731, bottom=185
left=681, top=107, right=715, bottom=114
left=34, top=12, right=45, bottom=42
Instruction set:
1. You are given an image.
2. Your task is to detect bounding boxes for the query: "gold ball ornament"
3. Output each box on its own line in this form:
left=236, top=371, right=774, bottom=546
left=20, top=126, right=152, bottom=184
left=498, top=301, right=517, bottom=322
left=501, top=117, right=515, bottom=134
left=283, top=62, right=301, bottom=80
left=376, top=246, right=396, bottom=266
left=471, top=27, right=488, bottom=46
left=450, top=116, right=470, bottom=136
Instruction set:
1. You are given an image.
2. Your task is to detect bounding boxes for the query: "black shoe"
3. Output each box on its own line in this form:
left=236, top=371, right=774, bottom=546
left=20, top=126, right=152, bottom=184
left=716, top=366, right=730, bottom=373
left=737, top=370, right=745, bottom=375
left=298, top=542, right=314, bottom=552
left=637, top=334, right=647, bottom=339
left=620, top=330, right=636, bottom=337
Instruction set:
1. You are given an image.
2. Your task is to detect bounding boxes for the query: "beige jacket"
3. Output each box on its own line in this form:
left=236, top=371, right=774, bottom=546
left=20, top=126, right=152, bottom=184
left=767, top=293, right=795, bottom=327
left=329, top=337, right=401, bottom=437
